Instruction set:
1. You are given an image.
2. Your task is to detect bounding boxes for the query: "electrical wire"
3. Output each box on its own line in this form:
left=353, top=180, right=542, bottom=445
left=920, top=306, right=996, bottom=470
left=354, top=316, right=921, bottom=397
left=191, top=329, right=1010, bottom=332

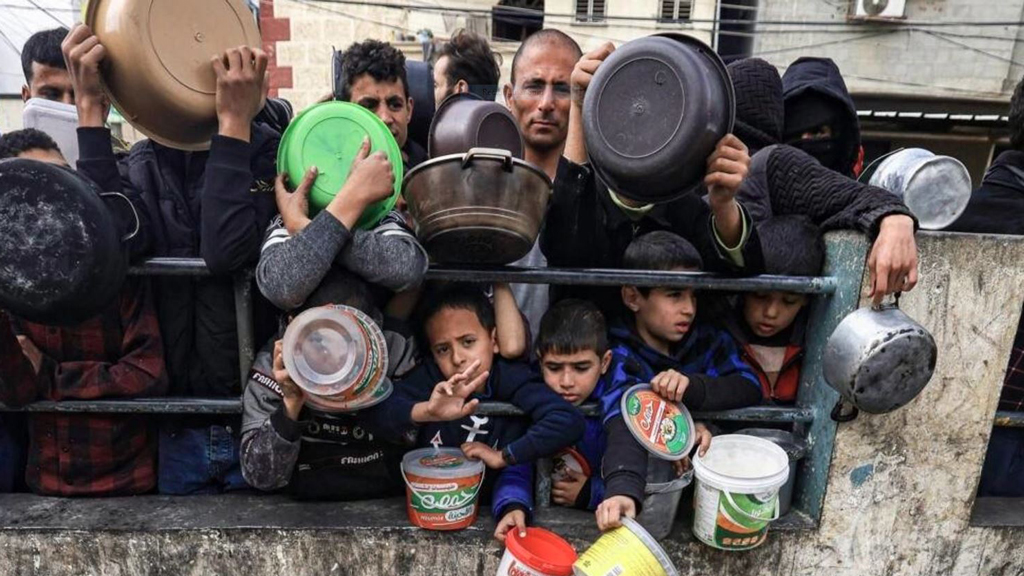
left=921, top=29, right=1024, bottom=68
left=23, top=0, right=69, bottom=27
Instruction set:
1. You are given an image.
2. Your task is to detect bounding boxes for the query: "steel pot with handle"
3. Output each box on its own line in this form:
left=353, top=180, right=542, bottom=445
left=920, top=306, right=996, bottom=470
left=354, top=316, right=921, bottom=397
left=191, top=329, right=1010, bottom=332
left=403, top=148, right=552, bottom=264
left=823, top=294, right=937, bottom=418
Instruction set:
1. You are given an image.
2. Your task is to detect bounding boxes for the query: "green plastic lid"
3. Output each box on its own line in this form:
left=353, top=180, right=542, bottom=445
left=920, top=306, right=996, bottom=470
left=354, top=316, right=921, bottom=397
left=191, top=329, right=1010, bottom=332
left=277, top=101, right=404, bottom=230
left=620, top=384, right=696, bottom=461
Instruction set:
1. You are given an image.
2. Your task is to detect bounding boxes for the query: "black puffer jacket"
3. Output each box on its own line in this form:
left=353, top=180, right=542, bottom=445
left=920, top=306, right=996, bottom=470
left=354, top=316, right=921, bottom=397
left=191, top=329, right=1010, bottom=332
left=77, top=123, right=281, bottom=398
left=782, top=57, right=861, bottom=178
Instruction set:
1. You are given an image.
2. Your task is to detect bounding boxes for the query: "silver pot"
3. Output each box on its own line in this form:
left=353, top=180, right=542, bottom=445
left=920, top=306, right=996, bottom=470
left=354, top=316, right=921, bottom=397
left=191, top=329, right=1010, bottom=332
left=823, top=296, right=937, bottom=416
left=402, top=148, right=552, bottom=265
left=868, top=148, right=971, bottom=230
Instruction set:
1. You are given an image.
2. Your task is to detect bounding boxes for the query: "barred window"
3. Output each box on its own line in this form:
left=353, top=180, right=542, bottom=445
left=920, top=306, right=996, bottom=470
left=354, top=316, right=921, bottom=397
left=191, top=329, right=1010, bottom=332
left=575, top=0, right=606, bottom=23
left=660, top=0, right=693, bottom=22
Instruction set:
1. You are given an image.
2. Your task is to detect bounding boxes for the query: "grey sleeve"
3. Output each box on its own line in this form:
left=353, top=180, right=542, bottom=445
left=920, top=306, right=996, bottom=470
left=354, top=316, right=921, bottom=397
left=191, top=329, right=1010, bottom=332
left=255, top=213, right=353, bottom=311
left=240, top=359, right=303, bottom=492
left=336, top=212, right=429, bottom=292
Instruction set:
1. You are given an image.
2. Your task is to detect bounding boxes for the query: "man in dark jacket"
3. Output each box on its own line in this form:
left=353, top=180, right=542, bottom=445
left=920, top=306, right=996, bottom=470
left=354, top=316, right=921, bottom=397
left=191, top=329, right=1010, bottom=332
left=63, top=24, right=281, bottom=494
left=782, top=57, right=863, bottom=178
left=945, top=77, right=1024, bottom=497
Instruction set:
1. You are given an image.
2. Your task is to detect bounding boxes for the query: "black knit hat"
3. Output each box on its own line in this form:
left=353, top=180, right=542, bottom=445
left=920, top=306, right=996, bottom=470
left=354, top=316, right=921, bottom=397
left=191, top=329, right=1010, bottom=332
left=727, top=58, right=784, bottom=153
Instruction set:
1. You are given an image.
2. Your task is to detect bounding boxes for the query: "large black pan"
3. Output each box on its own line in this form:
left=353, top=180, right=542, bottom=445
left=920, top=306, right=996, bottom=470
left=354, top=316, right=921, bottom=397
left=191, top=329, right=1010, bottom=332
left=0, top=158, right=136, bottom=325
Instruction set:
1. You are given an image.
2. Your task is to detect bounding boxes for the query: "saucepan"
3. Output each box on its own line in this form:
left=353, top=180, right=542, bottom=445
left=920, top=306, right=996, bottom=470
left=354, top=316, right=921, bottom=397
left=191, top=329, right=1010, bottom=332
left=403, top=148, right=551, bottom=264
left=823, top=294, right=937, bottom=421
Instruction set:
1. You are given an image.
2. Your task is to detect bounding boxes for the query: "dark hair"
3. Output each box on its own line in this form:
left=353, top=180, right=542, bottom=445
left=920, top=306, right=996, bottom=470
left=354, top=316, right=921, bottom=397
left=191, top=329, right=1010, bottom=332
left=0, top=128, right=61, bottom=160
left=437, top=29, right=501, bottom=99
left=622, top=231, right=703, bottom=296
left=298, top=269, right=382, bottom=326
left=756, top=216, right=825, bottom=277
left=415, top=283, right=496, bottom=344
left=536, top=299, right=608, bottom=357
left=1011, top=76, right=1024, bottom=150
left=339, top=39, right=408, bottom=101
left=510, top=28, right=581, bottom=86
left=21, top=27, right=68, bottom=83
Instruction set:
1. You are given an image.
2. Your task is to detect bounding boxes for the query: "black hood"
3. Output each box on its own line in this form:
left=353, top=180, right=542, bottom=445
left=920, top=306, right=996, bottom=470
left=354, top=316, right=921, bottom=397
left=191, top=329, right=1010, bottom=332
left=782, top=57, right=861, bottom=176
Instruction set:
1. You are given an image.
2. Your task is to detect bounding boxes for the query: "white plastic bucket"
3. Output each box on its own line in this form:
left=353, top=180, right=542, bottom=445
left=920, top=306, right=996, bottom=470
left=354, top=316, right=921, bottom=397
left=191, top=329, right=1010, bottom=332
left=691, top=435, right=789, bottom=550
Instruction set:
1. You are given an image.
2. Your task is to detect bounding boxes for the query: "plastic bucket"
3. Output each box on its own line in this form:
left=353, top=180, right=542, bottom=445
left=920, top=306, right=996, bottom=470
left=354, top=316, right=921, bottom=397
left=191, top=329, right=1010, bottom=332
left=573, top=517, right=678, bottom=576
left=498, top=527, right=577, bottom=576
left=401, top=448, right=485, bottom=531
left=691, top=435, right=789, bottom=551
left=636, top=459, right=693, bottom=539
left=735, top=428, right=808, bottom=516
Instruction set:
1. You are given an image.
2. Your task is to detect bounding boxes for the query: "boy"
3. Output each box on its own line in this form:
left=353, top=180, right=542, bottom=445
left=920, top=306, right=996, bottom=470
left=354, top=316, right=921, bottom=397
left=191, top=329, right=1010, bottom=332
left=596, top=231, right=761, bottom=529
left=376, top=285, right=585, bottom=541
left=534, top=299, right=710, bottom=525
left=725, top=216, right=825, bottom=403
left=0, top=130, right=169, bottom=496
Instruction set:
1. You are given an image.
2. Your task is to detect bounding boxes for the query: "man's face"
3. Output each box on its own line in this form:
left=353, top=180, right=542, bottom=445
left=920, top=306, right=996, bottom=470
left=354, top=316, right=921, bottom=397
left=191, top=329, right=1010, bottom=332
left=504, top=43, right=576, bottom=156
left=425, top=306, right=498, bottom=382
left=349, top=74, right=413, bottom=148
left=433, top=55, right=456, bottom=105
left=540, top=349, right=611, bottom=405
left=18, top=148, right=68, bottom=166
left=743, top=291, right=807, bottom=338
left=22, top=63, right=74, bottom=105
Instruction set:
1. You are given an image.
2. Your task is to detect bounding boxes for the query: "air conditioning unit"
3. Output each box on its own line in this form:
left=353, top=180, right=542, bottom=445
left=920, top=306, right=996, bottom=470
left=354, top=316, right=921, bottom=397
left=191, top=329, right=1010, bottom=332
left=850, top=0, right=906, bottom=20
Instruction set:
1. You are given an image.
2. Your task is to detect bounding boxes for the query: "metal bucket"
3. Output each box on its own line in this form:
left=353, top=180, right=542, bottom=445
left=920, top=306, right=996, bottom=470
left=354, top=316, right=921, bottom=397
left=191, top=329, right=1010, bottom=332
left=636, top=459, right=693, bottom=539
left=868, top=148, right=971, bottom=230
left=735, top=429, right=809, bottom=516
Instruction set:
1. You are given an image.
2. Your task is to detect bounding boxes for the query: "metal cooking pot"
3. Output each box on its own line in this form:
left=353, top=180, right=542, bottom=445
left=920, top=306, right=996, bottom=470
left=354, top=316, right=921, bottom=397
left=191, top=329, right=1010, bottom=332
left=428, top=93, right=524, bottom=159
left=0, top=158, right=138, bottom=325
left=868, top=148, right=972, bottom=230
left=403, top=148, right=551, bottom=264
left=582, top=33, right=735, bottom=203
left=823, top=295, right=937, bottom=417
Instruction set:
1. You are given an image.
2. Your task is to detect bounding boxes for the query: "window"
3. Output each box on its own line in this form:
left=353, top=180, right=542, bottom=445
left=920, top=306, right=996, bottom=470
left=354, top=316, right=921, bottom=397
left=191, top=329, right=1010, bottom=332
left=575, top=0, right=605, bottom=23
left=660, top=0, right=693, bottom=22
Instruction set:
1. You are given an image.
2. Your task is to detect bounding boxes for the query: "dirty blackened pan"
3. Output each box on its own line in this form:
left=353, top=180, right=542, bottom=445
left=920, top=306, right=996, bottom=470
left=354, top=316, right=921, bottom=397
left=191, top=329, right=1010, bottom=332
left=0, top=159, right=138, bottom=325
left=428, top=93, right=523, bottom=159
left=583, top=33, right=735, bottom=203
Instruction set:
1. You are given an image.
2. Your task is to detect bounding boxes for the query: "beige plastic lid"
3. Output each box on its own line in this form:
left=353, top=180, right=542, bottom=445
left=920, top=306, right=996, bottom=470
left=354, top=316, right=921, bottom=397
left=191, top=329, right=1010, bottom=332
left=85, top=0, right=262, bottom=150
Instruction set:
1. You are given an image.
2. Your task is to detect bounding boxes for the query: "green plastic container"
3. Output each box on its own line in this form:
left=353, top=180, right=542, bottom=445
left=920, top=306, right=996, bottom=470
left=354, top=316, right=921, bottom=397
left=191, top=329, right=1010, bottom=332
left=277, top=101, right=404, bottom=230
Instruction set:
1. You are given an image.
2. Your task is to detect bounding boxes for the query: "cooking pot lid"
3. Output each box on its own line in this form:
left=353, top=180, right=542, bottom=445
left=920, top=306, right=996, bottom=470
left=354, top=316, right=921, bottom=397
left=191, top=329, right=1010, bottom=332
left=620, top=384, right=696, bottom=461
left=0, top=158, right=119, bottom=323
left=84, top=0, right=262, bottom=150
left=282, top=305, right=380, bottom=397
left=278, top=101, right=404, bottom=230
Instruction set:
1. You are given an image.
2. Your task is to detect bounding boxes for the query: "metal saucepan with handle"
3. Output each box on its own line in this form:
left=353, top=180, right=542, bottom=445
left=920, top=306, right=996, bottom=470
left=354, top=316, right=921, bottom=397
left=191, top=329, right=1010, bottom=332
left=823, top=294, right=937, bottom=421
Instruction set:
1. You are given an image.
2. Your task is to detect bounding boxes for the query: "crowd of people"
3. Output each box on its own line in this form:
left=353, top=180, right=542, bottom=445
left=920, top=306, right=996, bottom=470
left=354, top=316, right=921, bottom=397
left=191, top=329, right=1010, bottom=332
left=1, top=21, right=944, bottom=538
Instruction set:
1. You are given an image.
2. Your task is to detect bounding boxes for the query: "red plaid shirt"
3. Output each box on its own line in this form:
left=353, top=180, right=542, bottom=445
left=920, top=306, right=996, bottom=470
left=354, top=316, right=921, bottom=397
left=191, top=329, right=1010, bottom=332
left=0, top=278, right=168, bottom=496
left=1001, top=306, right=1024, bottom=412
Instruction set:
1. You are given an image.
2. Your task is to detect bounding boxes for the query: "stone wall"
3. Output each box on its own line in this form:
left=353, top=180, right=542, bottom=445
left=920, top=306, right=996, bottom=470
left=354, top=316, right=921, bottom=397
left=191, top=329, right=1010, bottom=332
left=2, top=231, right=1024, bottom=575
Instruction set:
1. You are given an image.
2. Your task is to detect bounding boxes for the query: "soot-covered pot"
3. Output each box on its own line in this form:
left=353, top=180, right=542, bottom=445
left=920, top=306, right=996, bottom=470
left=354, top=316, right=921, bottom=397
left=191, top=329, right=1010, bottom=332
left=823, top=295, right=937, bottom=417
left=0, top=158, right=136, bottom=325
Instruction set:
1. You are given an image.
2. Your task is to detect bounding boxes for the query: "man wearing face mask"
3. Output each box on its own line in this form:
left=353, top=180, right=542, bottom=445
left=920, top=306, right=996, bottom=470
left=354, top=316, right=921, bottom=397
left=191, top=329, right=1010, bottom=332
left=782, top=57, right=863, bottom=179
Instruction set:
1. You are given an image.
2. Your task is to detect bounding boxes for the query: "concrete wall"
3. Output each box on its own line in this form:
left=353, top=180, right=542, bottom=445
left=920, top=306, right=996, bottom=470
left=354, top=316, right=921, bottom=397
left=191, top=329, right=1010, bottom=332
left=754, top=0, right=1024, bottom=101
left=2, top=231, right=1024, bottom=575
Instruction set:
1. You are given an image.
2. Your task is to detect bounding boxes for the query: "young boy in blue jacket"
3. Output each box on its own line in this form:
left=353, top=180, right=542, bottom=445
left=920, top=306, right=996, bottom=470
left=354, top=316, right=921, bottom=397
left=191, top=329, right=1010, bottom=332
left=595, top=231, right=761, bottom=530
left=374, top=285, right=585, bottom=541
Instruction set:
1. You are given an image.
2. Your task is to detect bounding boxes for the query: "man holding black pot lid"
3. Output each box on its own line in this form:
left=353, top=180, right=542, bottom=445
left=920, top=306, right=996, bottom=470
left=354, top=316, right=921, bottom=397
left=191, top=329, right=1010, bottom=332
left=63, top=24, right=283, bottom=495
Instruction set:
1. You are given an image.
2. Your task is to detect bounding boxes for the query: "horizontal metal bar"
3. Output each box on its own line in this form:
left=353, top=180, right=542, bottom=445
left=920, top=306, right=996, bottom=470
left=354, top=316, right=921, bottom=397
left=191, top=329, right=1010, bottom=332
left=127, top=258, right=837, bottom=294
left=0, top=399, right=814, bottom=423
left=994, top=410, right=1024, bottom=428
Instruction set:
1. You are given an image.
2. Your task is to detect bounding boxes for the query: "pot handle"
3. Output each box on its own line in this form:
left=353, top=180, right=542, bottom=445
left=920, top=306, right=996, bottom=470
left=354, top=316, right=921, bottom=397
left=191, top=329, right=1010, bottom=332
left=100, top=192, right=140, bottom=242
left=462, top=147, right=514, bottom=172
left=871, top=291, right=901, bottom=312
left=831, top=399, right=859, bottom=423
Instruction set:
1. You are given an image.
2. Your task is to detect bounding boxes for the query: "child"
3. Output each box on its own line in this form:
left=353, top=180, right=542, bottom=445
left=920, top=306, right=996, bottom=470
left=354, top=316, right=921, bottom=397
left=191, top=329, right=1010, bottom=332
left=727, top=216, right=825, bottom=403
left=595, top=231, right=761, bottom=530
left=376, top=285, right=585, bottom=541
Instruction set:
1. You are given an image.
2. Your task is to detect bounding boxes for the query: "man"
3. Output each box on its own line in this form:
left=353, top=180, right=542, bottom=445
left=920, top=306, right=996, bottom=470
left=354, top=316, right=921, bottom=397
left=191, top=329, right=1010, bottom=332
left=946, top=76, right=1024, bottom=498
left=433, top=29, right=502, bottom=104
left=0, top=128, right=168, bottom=496
left=337, top=39, right=426, bottom=169
left=503, top=30, right=583, bottom=337
left=63, top=24, right=280, bottom=494
left=782, top=57, right=864, bottom=178
left=21, top=28, right=73, bottom=105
